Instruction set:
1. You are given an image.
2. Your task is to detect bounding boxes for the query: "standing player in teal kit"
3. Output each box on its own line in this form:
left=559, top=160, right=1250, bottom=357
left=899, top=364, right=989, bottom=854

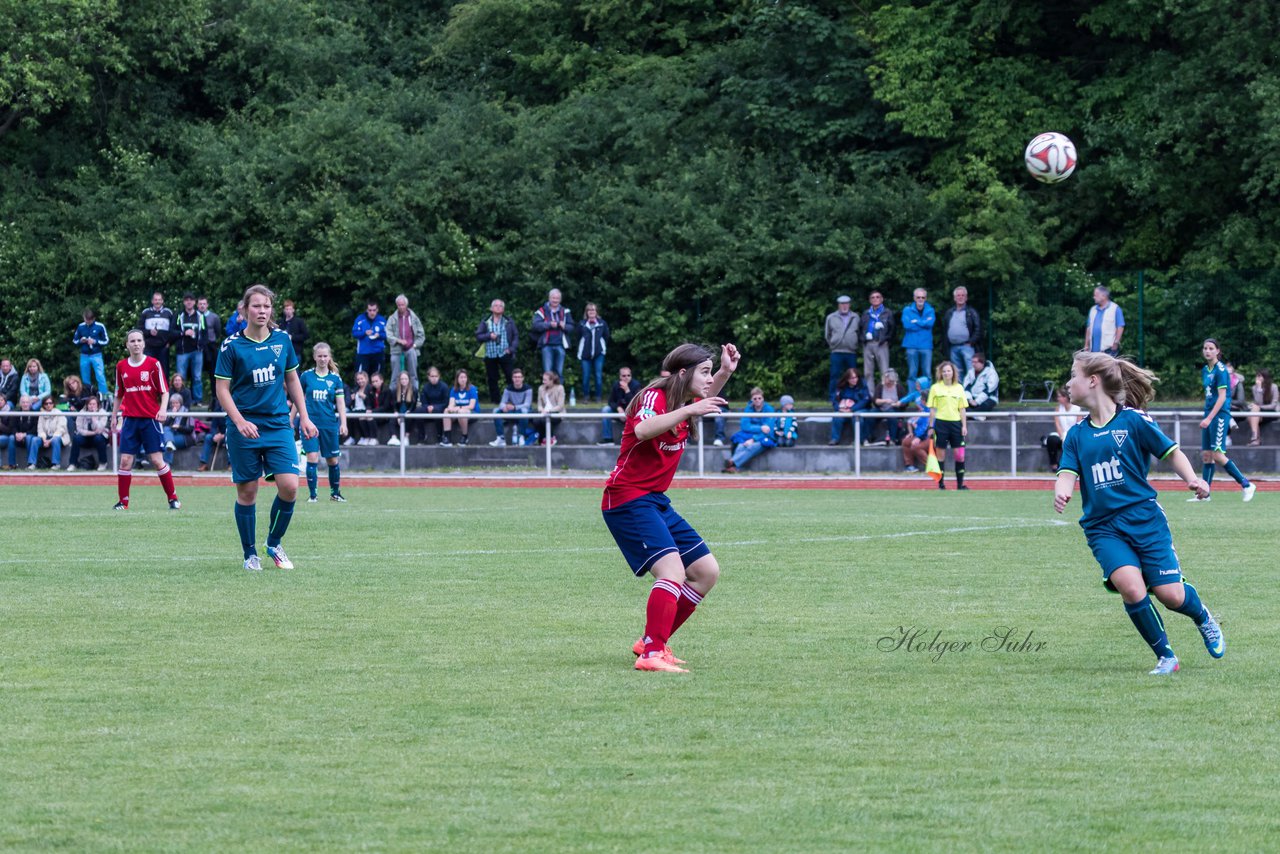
left=296, top=341, right=348, bottom=503
left=1054, top=351, right=1225, bottom=675
left=215, top=284, right=318, bottom=571
left=1191, top=338, right=1255, bottom=503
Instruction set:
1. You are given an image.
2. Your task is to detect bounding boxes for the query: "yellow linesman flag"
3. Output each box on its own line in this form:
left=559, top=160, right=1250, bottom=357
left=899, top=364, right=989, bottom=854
left=925, top=439, right=943, bottom=482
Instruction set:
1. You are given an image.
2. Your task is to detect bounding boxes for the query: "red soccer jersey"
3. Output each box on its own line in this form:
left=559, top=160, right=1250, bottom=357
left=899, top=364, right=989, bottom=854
left=602, top=387, right=690, bottom=510
left=115, top=356, right=168, bottom=419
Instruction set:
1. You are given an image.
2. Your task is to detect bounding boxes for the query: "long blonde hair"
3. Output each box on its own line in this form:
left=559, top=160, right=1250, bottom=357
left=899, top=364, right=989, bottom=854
left=626, top=343, right=716, bottom=440
left=1073, top=350, right=1158, bottom=410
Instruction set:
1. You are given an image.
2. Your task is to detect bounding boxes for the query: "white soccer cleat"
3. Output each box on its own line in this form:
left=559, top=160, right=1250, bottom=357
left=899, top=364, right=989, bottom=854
left=266, top=545, right=294, bottom=570
left=243, top=555, right=263, bottom=572
left=1187, top=495, right=1211, bottom=503
left=1242, top=484, right=1256, bottom=503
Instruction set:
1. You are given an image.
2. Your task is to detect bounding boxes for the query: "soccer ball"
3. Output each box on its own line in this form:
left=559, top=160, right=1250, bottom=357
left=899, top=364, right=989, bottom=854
left=1024, top=132, right=1077, bottom=184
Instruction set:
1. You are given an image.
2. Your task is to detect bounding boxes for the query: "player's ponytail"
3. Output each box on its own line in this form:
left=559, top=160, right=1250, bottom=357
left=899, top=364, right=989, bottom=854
left=1074, top=350, right=1158, bottom=410
left=626, top=343, right=716, bottom=439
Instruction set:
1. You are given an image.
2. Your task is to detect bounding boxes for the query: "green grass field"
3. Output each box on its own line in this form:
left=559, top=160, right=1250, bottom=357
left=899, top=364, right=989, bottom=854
left=2, top=484, right=1277, bottom=851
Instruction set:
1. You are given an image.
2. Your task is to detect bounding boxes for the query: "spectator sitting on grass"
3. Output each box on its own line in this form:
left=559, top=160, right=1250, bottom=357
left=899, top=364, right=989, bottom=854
left=828, top=367, right=871, bottom=445
left=490, top=368, right=533, bottom=447
left=775, top=395, right=798, bottom=447
left=723, top=387, right=777, bottom=473
left=441, top=369, right=479, bottom=447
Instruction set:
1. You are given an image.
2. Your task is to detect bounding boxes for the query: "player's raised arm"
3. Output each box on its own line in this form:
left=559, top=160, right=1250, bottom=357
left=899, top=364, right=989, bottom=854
left=705, top=344, right=739, bottom=399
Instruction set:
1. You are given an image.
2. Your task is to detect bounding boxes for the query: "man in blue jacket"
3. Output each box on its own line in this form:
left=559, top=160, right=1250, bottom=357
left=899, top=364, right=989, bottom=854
left=901, top=288, right=936, bottom=386
left=351, top=300, right=387, bottom=378
left=73, top=308, right=111, bottom=399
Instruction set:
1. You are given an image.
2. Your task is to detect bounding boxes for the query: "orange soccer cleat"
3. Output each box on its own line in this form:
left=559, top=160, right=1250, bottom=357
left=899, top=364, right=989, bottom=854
left=632, top=638, right=686, bottom=665
left=634, top=654, right=689, bottom=673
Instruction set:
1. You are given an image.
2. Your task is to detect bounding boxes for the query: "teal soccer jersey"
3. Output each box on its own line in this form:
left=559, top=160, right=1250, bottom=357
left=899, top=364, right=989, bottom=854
left=1058, top=408, right=1178, bottom=529
left=214, top=329, right=298, bottom=429
left=1202, top=361, right=1230, bottom=413
left=300, top=368, right=344, bottom=428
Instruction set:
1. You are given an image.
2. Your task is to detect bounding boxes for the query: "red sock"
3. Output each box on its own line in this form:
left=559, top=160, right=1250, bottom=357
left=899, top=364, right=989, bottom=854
left=156, top=464, right=177, bottom=501
left=117, top=471, right=132, bottom=506
left=669, top=584, right=705, bottom=639
left=642, top=579, right=681, bottom=657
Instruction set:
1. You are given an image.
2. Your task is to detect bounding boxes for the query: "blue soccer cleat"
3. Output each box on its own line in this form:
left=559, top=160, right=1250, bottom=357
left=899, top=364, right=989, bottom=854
left=1198, top=611, right=1225, bottom=659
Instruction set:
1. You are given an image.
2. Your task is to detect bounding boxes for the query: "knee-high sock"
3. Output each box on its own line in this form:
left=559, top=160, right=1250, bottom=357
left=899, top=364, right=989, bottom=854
left=669, top=584, right=705, bottom=639
left=1171, top=581, right=1209, bottom=624
left=117, top=470, right=132, bottom=506
left=1124, top=596, right=1174, bottom=659
left=235, top=501, right=256, bottom=559
left=955, top=460, right=966, bottom=488
left=1222, top=459, right=1250, bottom=487
left=265, top=497, right=295, bottom=548
left=327, top=462, right=340, bottom=493
left=1202, top=463, right=1215, bottom=485
left=642, top=578, right=681, bottom=657
left=306, top=462, right=318, bottom=497
left=156, top=463, right=177, bottom=501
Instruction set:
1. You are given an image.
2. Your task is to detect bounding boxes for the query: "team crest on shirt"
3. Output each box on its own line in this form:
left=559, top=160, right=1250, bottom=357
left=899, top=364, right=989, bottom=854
left=271, top=344, right=283, bottom=358
left=1113, top=430, right=1128, bottom=449
left=140, top=371, right=150, bottom=381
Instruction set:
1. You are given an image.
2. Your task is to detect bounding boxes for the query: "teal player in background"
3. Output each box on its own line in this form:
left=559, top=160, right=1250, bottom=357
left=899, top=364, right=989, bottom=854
left=1191, top=338, right=1255, bottom=503
left=295, top=341, right=348, bottom=503
left=215, top=284, right=318, bottom=572
left=1054, top=351, right=1224, bottom=676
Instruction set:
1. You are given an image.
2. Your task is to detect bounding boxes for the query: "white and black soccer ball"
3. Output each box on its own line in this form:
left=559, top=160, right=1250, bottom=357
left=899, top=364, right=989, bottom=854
left=1024, top=132, right=1078, bottom=184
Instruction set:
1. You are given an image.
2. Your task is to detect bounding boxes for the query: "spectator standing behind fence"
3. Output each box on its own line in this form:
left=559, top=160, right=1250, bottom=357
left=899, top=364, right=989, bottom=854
left=174, top=292, right=206, bottom=407
left=1247, top=369, right=1278, bottom=446
left=413, top=366, right=450, bottom=445
left=1084, top=286, right=1124, bottom=356
left=536, top=370, right=565, bottom=445
left=387, top=295, right=424, bottom=392
left=73, top=308, right=110, bottom=398
left=599, top=367, right=640, bottom=445
left=140, top=292, right=177, bottom=375
left=577, top=303, right=610, bottom=403
left=824, top=294, right=860, bottom=399
left=0, top=358, right=20, bottom=406
left=532, top=289, right=575, bottom=379
left=281, top=300, right=309, bottom=362
left=901, top=288, right=935, bottom=386
left=19, top=359, right=51, bottom=411
left=723, top=387, right=776, bottom=473
left=963, top=352, right=999, bottom=413
left=225, top=302, right=247, bottom=338
left=490, top=368, right=533, bottom=447
left=477, top=298, right=519, bottom=404
left=942, top=286, right=981, bottom=370
left=1042, top=388, right=1083, bottom=472
left=441, top=369, right=479, bottom=447
left=199, top=297, right=221, bottom=372
left=859, top=290, right=894, bottom=385
left=352, top=301, right=387, bottom=379
left=828, top=367, right=871, bottom=445
left=69, top=395, right=110, bottom=470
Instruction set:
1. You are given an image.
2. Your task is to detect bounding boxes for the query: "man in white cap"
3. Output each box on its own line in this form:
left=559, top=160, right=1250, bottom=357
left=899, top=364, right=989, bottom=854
left=824, top=294, right=860, bottom=398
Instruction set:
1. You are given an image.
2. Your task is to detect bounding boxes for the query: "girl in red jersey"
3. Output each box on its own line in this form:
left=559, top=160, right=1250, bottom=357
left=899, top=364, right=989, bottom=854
left=113, top=329, right=181, bottom=510
left=602, top=342, right=740, bottom=673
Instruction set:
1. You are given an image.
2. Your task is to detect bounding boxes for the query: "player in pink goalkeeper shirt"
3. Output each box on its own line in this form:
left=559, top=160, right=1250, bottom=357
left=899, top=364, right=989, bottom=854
left=602, top=342, right=740, bottom=673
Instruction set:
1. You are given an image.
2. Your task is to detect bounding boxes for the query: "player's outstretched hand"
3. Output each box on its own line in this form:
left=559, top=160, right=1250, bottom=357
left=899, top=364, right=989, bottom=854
left=299, top=418, right=319, bottom=440
left=720, top=343, right=740, bottom=373
left=1189, top=477, right=1210, bottom=500
left=236, top=419, right=260, bottom=439
left=687, top=396, right=728, bottom=418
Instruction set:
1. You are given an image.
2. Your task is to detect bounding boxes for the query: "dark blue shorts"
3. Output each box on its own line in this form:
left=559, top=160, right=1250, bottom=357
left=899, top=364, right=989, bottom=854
left=1201, top=413, right=1230, bottom=452
left=227, top=424, right=300, bottom=484
left=302, top=425, right=341, bottom=459
left=602, top=492, right=711, bottom=576
left=120, top=417, right=164, bottom=456
left=1084, top=500, right=1182, bottom=592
